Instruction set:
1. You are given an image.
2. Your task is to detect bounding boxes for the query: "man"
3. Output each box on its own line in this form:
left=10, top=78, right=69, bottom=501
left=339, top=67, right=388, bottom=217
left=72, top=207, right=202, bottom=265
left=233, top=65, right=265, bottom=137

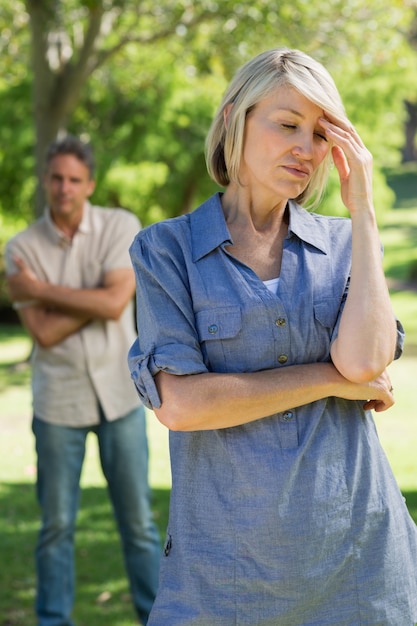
left=5, top=135, right=160, bottom=626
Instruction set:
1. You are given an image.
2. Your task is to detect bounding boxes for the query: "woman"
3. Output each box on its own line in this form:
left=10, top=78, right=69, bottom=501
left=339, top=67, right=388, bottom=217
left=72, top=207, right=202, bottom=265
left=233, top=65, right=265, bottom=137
left=128, top=48, right=417, bottom=625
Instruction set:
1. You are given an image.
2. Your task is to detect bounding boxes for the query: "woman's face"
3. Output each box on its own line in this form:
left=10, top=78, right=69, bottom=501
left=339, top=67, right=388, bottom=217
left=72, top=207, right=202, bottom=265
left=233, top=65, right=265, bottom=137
left=238, top=85, right=330, bottom=205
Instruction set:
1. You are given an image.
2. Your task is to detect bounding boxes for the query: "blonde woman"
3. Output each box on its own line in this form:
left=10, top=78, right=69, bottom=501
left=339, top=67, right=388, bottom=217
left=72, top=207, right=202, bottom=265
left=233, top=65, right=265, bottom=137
left=129, top=48, right=417, bottom=625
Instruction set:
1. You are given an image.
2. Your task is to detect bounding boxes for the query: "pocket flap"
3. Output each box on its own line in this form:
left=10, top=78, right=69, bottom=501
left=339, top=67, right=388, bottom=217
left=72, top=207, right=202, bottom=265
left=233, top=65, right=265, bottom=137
left=314, top=300, right=339, bottom=329
left=196, top=306, right=242, bottom=341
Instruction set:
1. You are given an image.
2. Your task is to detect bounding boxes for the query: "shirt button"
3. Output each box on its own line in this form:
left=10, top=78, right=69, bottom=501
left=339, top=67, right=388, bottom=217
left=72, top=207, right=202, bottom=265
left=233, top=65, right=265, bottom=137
left=275, top=317, right=286, bottom=327
left=282, top=411, right=293, bottom=421
left=208, top=324, right=218, bottom=334
left=278, top=354, right=288, bottom=364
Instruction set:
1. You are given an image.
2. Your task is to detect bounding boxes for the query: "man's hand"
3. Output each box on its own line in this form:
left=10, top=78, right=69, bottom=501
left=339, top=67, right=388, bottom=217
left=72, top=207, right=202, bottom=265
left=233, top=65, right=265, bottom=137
left=7, top=256, right=41, bottom=301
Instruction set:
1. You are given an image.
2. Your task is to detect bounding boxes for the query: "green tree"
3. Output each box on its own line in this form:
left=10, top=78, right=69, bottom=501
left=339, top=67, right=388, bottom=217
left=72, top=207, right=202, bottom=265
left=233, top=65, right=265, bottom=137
left=24, top=0, right=220, bottom=214
left=0, top=0, right=415, bottom=225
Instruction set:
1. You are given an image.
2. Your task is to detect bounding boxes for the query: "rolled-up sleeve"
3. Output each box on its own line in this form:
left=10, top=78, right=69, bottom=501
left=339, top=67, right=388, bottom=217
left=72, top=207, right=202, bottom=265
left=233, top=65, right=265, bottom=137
left=128, top=223, right=208, bottom=409
left=394, top=318, right=405, bottom=360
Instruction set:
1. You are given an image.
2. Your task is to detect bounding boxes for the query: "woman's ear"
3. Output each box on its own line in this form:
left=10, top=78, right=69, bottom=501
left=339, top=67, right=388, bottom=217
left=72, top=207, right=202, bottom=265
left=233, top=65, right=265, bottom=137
left=223, top=103, right=233, bottom=129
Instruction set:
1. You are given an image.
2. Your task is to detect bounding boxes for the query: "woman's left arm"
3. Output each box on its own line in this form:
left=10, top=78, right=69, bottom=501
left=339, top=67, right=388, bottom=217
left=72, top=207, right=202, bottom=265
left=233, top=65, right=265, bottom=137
left=321, top=117, right=398, bottom=382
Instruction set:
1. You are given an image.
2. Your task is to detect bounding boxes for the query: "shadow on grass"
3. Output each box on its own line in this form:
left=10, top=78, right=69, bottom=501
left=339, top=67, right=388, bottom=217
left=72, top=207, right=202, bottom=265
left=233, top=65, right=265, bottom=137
left=0, top=482, right=170, bottom=626
left=384, top=163, right=417, bottom=210
left=382, top=220, right=417, bottom=287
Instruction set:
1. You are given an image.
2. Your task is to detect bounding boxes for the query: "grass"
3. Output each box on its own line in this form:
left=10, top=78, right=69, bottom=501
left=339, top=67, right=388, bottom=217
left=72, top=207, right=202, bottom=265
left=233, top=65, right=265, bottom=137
left=379, top=164, right=417, bottom=352
left=1, top=164, right=416, bottom=624
left=382, top=207, right=417, bottom=285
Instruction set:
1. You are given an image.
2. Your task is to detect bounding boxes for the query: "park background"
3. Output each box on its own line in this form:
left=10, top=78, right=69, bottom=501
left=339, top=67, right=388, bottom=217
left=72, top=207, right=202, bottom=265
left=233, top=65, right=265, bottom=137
left=0, top=1, right=416, bottom=624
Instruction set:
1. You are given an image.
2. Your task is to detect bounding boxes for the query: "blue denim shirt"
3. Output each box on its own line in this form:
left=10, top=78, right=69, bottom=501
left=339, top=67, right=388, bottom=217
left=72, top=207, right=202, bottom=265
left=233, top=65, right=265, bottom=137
left=129, top=194, right=417, bottom=625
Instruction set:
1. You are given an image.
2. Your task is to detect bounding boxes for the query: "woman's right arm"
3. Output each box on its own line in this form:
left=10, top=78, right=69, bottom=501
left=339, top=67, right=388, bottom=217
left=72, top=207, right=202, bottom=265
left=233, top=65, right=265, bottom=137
left=153, top=364, right=394, bottom=432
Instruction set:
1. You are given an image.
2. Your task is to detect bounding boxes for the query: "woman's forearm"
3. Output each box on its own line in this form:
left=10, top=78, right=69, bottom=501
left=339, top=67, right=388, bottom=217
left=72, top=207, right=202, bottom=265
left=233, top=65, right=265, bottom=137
left=153, top=362, right=394, bottom=431
left=331, top=210, right=397, bottom=382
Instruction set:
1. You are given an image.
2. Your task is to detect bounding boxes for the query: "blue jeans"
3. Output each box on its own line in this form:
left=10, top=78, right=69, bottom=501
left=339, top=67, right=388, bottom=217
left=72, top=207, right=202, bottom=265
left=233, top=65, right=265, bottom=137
left=32, top=406, right=161, bottom=626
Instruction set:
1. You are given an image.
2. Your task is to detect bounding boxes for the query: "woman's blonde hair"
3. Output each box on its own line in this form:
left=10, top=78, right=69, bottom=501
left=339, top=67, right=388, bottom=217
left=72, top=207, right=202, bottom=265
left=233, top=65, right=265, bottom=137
left=205, top=48, right=348, bottom=209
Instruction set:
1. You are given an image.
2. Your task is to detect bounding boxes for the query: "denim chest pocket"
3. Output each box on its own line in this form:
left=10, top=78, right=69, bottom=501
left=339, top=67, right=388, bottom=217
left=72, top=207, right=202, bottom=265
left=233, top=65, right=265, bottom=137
left=313, top=300, right=340, bottom=329
left=195, top=306, right=243, bottom=372
left=310, top=299, right=341, bottom=361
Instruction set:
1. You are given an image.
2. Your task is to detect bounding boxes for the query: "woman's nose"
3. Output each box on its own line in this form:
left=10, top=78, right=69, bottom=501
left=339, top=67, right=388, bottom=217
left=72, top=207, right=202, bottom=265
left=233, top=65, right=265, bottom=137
left=292, top=135, right=313, bottom=159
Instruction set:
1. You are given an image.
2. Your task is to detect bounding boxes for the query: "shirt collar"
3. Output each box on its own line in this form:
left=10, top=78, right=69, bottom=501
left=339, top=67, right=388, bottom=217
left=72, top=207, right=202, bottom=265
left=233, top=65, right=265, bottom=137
left=190, top=193, right=232, bottom=261
left=190, top=193, right=331, bottom=261
left=287, top=200, right=330, bottom=254
left=44, top=202, right=92, bottom=243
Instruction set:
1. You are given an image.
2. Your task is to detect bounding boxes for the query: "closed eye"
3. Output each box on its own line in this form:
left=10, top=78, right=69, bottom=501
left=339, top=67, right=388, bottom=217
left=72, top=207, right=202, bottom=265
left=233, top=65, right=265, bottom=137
left=281, top=124, right=327, bottom=142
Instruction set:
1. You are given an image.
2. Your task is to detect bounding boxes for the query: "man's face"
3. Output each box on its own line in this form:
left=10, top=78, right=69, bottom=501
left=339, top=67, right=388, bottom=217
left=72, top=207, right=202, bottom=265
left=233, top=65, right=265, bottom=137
left=43, top=154, right=95, bottom=223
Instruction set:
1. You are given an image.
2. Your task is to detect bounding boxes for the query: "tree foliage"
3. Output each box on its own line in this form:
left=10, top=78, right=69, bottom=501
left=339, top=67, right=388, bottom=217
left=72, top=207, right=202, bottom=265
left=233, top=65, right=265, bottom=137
left=0, top=0, right=416, bottom=228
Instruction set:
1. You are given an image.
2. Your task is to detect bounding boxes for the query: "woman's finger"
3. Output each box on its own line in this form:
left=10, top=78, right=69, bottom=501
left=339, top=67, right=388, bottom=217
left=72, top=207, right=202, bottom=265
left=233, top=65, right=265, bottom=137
left=319, top=117, right=365, bottom=151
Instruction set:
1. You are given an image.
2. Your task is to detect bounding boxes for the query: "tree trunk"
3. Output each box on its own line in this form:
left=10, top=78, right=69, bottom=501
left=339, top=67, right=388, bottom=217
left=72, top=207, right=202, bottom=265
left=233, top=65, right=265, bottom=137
left=25, top=0, right=105, bottom=216
left=26, top=0, right=62, bottom=215
left=401, top=100, right=417, bottom=163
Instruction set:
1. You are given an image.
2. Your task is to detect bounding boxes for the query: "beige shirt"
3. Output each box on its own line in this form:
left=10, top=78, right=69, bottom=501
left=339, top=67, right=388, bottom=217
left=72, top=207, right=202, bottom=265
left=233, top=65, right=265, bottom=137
left=5, top=203, right=142, bottom=426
